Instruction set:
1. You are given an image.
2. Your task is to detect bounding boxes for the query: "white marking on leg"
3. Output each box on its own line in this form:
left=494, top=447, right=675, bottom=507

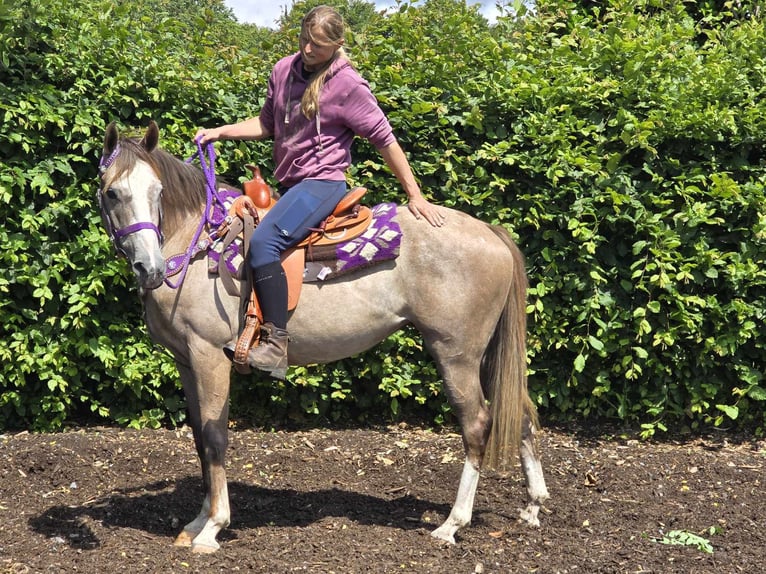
left=431, top=459, right=480, bottom=544
left=175, top=494, right=212, bottom=547
left=519, top=422, right=549, bottom=527
left=191, top=482, right=230, bottom=553
left=175, top=487, right=231, bottom=553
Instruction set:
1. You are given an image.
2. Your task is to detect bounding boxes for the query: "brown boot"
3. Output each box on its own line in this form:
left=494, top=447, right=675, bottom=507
left=246, top=322, right=289, bottom=379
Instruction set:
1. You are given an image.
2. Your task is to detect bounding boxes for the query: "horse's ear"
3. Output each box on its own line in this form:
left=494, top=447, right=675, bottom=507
left=104, top=121, right=119, bottom=156
left=141, top=120, right=160, bottom=152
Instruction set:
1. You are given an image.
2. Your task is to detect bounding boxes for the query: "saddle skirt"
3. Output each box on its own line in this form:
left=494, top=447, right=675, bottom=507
left=302, top=202, right=402, bottom=281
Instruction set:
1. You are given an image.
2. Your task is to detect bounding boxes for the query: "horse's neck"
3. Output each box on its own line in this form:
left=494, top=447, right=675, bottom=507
left=162, top=181, right=241, bottom=256
left=162, top=204, right=208, bottom=256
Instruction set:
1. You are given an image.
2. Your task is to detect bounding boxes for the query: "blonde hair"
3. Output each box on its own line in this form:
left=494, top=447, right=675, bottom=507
left=300, top=5, right=350, bottom=119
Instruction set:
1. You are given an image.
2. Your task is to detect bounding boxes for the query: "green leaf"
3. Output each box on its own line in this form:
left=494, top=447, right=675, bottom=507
left=715, top=404, right=739, bottom=421
left=660, top=530, right=714, bottom=554
left=587, top=335, right=604, bottom=351
left=574, top=353, right=586, bottom=373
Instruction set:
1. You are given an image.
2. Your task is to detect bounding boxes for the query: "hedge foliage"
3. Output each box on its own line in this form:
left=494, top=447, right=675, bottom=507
left=1, top=0, right=764, bottom=436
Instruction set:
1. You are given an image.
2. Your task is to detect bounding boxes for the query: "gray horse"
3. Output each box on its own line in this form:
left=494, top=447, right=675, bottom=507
left=97, top=121, right=548, bottom=553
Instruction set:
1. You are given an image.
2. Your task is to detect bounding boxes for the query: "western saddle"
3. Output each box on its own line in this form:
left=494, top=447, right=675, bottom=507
left=221, top=165, right=373, bottom=373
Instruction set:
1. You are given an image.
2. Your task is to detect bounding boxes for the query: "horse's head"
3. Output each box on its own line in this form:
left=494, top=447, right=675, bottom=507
left=98, top=121, right=166, bottom=290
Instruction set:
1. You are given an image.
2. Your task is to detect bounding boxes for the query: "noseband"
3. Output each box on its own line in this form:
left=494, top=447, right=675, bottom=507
left=98, top=144, right=164, bottom=258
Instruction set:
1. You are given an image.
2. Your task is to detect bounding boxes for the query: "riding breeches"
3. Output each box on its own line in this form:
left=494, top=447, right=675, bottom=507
left=248, top=179, right=348, bottom=269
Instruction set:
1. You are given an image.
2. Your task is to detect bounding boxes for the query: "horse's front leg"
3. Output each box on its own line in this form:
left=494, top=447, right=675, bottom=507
left=173, top=359, right=232, bottom=553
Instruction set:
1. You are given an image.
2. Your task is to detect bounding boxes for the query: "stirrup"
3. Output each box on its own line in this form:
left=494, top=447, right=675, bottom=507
left=223, top=340, right=252, bottom=375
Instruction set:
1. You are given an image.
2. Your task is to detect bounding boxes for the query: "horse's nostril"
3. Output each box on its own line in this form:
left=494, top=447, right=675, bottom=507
left=133, top=261, right=149, bottom=277
left=132, top=260, right=165, bottom=289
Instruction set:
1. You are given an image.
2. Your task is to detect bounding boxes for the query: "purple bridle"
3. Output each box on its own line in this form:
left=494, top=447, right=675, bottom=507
left=97, top=143, right=164, bottom=258
left=98, top=139, right=229, bottom=289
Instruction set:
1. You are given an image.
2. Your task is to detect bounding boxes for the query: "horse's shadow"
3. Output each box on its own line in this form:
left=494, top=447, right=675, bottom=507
left=28, top=477, right=454, bottom=549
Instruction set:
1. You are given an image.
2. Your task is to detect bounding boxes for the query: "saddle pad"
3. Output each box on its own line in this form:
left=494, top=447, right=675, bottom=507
left=207, top=202, right=402, bottom=282
left=303, top=202, right=402, bottom=282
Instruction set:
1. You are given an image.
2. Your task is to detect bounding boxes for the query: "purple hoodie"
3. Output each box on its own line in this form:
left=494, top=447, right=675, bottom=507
left=259, top=53, right=396, bottom=188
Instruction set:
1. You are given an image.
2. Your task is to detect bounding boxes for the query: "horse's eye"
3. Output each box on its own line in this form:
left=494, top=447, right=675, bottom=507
left=105, top=187, right=119, bottom=200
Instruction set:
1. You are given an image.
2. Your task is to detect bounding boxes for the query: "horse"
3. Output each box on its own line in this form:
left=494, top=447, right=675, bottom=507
left=97, top=120, right=549, bottom=553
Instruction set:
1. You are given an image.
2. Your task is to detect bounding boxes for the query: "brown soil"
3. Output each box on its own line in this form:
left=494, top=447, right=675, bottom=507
left=0, top=423, right=763, bottom=573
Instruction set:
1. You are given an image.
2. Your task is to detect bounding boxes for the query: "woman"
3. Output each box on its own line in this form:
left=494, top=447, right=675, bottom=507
left=194, top=5, right=444, bottom=378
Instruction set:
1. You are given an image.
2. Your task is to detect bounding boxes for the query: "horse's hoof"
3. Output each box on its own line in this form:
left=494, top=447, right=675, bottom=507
left=519, top=505, right=541, bottom=527
left=174, top=531, right=194, bottom=547
left=430, top=527, right=457, bottom=545
left=191, top=542, right=219, bottom=554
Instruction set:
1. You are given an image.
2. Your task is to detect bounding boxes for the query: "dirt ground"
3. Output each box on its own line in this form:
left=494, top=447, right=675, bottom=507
left=0, top=422, right=763, bottom=574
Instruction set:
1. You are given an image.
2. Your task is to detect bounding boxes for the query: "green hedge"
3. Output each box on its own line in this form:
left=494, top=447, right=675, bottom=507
left=1, top=0, right=764, bottom=435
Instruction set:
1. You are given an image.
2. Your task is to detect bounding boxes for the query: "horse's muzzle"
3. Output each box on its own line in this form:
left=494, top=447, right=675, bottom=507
left=134, top=268, right=165, bottom=290
left=134, top=260, right=165, bottom=290
left=129, top=242, right=165, bottom=290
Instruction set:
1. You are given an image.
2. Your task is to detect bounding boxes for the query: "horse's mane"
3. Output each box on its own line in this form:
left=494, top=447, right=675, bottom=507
left=108, top=136, right=208, bottom=238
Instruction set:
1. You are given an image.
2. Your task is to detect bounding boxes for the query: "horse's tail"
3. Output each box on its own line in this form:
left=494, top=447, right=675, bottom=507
left=482, top=225, right=539, bottom=471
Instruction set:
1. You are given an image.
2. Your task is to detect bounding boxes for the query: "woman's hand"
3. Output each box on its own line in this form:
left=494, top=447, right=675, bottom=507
left=408, top=195, right=446, bottom=227
left=193, top=127, right=225, bottom=145
left=378, top=142, right=446, bottom=227
left=193, top=118, right=268, bottom=144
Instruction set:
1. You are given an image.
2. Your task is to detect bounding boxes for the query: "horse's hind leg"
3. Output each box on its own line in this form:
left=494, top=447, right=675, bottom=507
left=430, top=360, right=491, bottom=544
left=430, top=381, right=548, bottom=543
left=519, top=412, right=549, bottom=526
left=172, top=358, right=232, bottom=553
left=430, top=457, right=485, bottom=544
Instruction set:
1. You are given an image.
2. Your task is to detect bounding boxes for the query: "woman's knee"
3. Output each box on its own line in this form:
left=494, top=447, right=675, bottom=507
left=248, top=227, right=282, bottom=268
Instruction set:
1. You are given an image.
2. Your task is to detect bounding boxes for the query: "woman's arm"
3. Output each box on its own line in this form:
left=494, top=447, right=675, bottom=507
left=379, top=141, right=445, bottom=227
left=194, top=116, right=272, bottom=144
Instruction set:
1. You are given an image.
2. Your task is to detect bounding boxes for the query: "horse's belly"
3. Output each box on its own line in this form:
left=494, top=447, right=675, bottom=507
left=285, top=276, right=408, bottom=364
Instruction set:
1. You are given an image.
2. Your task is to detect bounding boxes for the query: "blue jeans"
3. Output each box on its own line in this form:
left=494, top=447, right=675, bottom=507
left=248, top=179, right=348, bottom=268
